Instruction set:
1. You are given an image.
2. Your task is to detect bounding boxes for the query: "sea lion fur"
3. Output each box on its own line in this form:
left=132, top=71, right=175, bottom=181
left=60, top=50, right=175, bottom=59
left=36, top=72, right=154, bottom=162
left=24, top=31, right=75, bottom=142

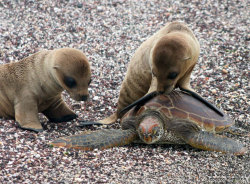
left=100, top=22, right=200, bottom=124
left=0, top=48, right=91, bottom=132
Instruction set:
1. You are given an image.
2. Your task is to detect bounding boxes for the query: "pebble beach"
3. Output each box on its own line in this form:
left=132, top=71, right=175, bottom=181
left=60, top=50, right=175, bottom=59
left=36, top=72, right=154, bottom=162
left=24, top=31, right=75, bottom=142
left=0, top=0, right=249, bottom=183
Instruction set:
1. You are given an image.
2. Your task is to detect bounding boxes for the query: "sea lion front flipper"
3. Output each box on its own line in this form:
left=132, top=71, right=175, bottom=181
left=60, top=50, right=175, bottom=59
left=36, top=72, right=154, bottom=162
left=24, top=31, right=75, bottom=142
left=179, top=87, right=224, bottom=117
left=118, top=91, right=159, bottom=117
left=14, top=98, right=43, bottom=132
left=43, top=97, right=77, bottom=123
left=98, top=91, right=158, bottom=125
left=17, top=125, right=44, bottom=132
left=177, top=68, right=224, bottom=117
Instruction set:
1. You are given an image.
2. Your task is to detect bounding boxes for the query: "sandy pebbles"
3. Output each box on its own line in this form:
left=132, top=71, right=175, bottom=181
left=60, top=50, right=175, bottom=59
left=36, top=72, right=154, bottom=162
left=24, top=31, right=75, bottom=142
left=0, top=0, right=249, bottom=183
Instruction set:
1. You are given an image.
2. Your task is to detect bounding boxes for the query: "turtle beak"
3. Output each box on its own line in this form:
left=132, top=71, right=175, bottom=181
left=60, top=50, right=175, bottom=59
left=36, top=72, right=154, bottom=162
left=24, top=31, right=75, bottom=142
left=143, top=134, right=153, bottom=144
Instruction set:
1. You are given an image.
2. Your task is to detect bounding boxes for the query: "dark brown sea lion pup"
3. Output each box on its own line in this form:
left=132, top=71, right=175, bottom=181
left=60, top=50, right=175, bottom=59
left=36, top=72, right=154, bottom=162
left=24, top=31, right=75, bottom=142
left=0, top=48, right=91, bottom=132
left=99, top=22, right=200, bottom=124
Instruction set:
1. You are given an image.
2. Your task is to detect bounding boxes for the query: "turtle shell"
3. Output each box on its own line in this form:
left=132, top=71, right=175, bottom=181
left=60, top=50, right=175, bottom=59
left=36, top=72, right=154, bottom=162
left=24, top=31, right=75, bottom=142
left=121, top=90, right=233, bottom=133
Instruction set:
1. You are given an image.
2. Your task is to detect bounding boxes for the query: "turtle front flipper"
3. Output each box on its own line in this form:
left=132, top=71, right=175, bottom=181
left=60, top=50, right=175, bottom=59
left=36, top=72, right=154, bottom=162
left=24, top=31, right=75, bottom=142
left=167, top=120, right=247, bottom=155
left=49, top=129, right=137, bottom=151
left=185, top=131, right=247, bottom=155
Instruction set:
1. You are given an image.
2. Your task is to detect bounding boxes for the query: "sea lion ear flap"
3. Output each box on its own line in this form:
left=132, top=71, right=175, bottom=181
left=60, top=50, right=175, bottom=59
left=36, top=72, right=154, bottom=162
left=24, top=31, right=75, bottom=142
left=53, top=65, right=60, bottom=70
left=183, top=57, right=191, bottom=61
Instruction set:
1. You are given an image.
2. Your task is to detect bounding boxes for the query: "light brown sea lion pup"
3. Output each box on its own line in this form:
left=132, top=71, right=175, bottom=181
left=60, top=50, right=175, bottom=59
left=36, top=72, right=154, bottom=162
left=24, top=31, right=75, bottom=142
left=0, top=48, right=91, bottom=132
left=99, top=21, right=200, bottom=124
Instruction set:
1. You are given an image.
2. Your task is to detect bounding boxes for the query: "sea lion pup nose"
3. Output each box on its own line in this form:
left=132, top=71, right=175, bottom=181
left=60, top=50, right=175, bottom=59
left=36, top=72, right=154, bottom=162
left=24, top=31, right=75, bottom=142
left=99, top=22, right=200, bottom=124
left=0, top=48, right=91, bottom=132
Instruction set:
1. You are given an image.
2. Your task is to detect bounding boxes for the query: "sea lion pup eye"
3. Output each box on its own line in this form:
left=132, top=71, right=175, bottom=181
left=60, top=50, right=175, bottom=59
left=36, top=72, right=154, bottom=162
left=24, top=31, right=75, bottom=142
left=167, top=72, right=178, bottom=79
left=63, top=76, right=77, bottom=88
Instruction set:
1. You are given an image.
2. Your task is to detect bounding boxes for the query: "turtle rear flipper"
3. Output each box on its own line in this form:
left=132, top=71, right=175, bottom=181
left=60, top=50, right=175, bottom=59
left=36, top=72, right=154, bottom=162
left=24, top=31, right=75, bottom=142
left=168, top=120, right=247, bottom=155
left=49, top=129, right=137, bottom=151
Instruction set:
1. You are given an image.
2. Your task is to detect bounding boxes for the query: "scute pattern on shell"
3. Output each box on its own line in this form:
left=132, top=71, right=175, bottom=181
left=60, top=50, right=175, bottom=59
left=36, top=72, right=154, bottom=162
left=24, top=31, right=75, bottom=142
left=121, top=90, right=233, bottom=133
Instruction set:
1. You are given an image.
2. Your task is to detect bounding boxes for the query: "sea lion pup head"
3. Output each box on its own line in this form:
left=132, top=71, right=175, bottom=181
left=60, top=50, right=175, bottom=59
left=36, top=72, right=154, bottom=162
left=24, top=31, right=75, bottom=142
left=51, top=48, right=91, bottom=101
left=151, top=33, right=195, bottom=94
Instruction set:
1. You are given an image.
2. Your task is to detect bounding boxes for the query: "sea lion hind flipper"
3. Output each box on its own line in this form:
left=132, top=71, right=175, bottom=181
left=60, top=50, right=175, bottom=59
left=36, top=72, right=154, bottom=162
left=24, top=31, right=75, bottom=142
left=78, top=121, right=103, bottom=127
left=98, top=113, right=117, bottom=124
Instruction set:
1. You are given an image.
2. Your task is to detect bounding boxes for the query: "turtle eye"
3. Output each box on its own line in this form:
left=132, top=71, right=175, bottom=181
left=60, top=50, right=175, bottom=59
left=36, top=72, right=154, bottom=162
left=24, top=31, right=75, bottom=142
left=153, top=130, right=157, bottom=136
left=153, top=128, right=158, bottom=135
left=63, top=76, right=77, bottom=88
left=168, top=72, right=178, bottom=80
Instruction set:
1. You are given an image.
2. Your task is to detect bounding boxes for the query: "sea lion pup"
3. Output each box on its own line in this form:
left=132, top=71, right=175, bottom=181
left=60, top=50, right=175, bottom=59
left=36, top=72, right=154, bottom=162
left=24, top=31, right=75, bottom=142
left=0, top=48, right=91, bottom=132
left=99, top=21, right=200, bottom=124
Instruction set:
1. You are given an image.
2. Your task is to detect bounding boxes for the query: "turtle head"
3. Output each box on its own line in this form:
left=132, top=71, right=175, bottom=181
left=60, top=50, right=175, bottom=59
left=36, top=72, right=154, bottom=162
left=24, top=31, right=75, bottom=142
left=137, top=115, right=164, bottom=144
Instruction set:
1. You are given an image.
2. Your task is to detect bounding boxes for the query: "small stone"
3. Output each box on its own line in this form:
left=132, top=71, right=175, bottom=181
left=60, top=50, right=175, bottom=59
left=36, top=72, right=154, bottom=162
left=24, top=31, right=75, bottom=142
left=165, top=13, right=171, bottom=17
left=211, top=89, right=217, bottom=94
left=54, top=7, right=60, bottom=13
left=222, top=69, right=228, bottom=74
left=93, top=96, right=99, bottom=100
left=97, top=6, right=104, bottom=12
left=238, top=114, right=244, bottom=121
left=77, top=3, right=83, bottom=8
left=75, top=178, right=83, bottom=182
left=165, top=159, right=172, bottom=164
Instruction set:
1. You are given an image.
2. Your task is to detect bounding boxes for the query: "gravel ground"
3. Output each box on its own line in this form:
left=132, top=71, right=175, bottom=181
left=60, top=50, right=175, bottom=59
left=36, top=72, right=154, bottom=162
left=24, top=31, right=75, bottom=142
left=0, top=0, right=249, bottom=183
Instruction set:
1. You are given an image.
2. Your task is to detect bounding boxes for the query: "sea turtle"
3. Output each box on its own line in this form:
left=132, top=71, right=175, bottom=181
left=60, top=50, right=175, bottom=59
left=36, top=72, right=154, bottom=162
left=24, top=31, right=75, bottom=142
left=50, top=90, right=246, bottom=155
